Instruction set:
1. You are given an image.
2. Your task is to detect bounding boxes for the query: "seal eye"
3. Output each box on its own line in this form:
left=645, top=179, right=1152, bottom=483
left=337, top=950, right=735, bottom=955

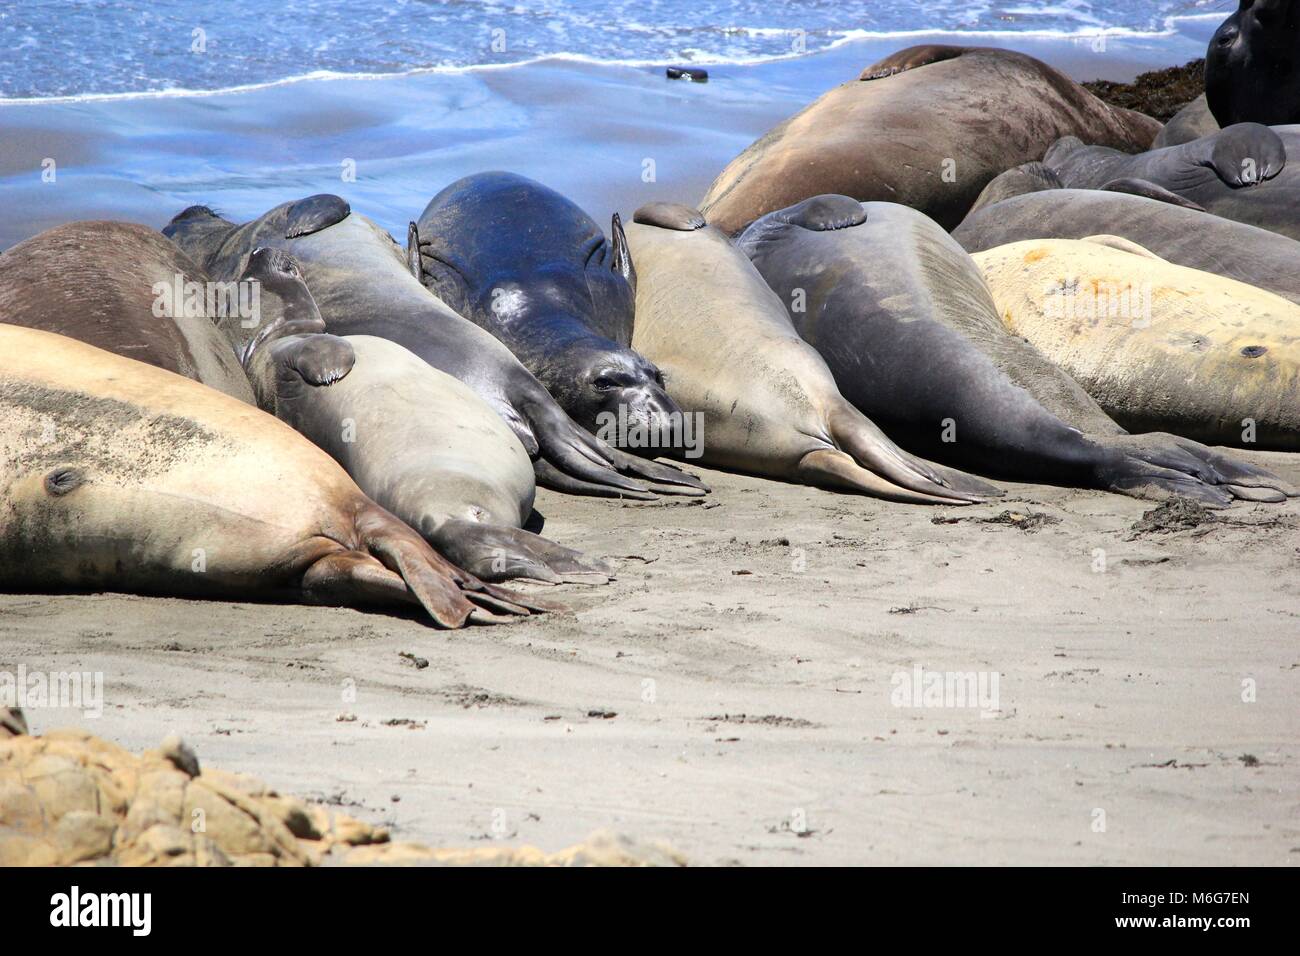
left=44, top=467, right=85, bottom=497
left=593, top=376, right=618, bottom=391
left=1241, top=345, right=1268, bottom=358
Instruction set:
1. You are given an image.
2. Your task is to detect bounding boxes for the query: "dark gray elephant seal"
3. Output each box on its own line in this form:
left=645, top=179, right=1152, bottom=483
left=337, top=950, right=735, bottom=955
left=699, top=45, right=1160, bottom=234
left=220, top=273, right=610, bottom=584
left=1153, top=94, right=1220, bottom=148
left=412, top=172, right=681, bottom=448
left=737, top=195, right=1291, bottom=506
left=1043, top=124, right=1300, bottom=241
left=1207, top=0, right=1300, bottom=128
left=954, top=186, right=1300, bottom=308
left=163, top=197, right=704, bottom=499
left=0, top=221, right=256, bottom=404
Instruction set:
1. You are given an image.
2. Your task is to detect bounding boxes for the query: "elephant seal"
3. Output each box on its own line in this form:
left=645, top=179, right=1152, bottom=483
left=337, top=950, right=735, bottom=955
left=698, top=45, right=1160, bottom=234
left=1042, top=124, right=1300, bottom=241
left=1153, top=94, right=1220, bottom=148
left=163, top=197, right=704, bottom=499
left=237, top=316, right=611, bottom=584
left=974, top=236, right=1300, bottom=452
left=1206, top=0, right=1300, bottom=129
left=0, top=323, right=548, bottom=626
left=412, top=172, right=681, bottom=445
left=625, top=202, right=1000, bottom=504
left=954, top=187, right=1300, bottom=308
left=736, top=195, right=1291, bottom=505
left=0, top=221, right=257, bottom=404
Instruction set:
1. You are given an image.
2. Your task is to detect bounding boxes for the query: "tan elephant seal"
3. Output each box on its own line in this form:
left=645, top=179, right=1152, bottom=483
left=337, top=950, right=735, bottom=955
left=974, top=236, right=1300, bottom=451
left=699, top=45, right=1160, bottom=234
left=0, top=323, right=547, bottom=626
left=625, top=203, right=1000, bottom=504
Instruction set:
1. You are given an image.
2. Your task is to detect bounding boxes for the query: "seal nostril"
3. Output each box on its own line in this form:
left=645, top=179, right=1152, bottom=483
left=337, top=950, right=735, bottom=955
left=44, top=467, right=85, bottom=496
left=1241, top=345, right=1268, bottom=358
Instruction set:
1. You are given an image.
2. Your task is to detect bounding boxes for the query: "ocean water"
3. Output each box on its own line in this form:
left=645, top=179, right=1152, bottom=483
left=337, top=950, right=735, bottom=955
left=3, top=0, right=1233, bottom=100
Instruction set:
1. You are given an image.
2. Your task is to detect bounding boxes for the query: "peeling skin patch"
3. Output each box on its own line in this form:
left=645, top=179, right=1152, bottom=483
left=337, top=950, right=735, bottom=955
left=1, top=381, right=227, bottom=483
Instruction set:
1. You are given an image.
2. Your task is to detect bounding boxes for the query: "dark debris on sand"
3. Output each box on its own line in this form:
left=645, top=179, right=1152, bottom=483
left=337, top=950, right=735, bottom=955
left=1128, top=499, right=1215, bottom=538
left=1083, top=58, right=1204, bottom=123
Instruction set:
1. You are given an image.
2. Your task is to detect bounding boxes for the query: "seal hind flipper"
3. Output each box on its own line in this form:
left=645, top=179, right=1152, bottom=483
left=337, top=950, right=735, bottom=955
left=283, top=194, right=351, bottom=238
left=1099, top=177, right=1208, bottom=210
left=773, top=194, right=867, bottom=231
left=633, top=202, right=707, bottom=231
left=432, top=518, right=613, bottom=585
left=859, top=44, right=968, bottom=81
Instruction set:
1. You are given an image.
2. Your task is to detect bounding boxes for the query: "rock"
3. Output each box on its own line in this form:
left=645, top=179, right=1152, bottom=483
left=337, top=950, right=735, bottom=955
left=0, top=727, right=687, bottom=867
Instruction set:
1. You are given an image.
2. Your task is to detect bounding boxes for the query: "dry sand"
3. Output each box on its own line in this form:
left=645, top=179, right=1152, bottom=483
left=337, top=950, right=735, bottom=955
left=4, top=451, right=1297, bottom=866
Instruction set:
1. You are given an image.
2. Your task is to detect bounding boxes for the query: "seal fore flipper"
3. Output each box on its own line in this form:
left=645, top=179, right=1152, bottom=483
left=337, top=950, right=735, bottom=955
left=283, top=194, right=352, bottom=238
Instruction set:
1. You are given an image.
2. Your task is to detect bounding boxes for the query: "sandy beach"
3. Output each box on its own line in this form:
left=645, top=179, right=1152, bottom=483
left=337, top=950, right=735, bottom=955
left=3, top=12, right=1297, bottom=867
left=5, top=451, right=1297, bottom=866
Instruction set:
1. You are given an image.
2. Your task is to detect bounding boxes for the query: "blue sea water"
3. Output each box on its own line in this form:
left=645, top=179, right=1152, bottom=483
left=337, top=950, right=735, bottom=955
left=2, top=0, right=1233, bottom=100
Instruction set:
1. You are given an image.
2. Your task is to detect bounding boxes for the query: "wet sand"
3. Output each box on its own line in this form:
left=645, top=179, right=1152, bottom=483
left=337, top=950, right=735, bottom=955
left=5, top=453, right=1297, bottom=866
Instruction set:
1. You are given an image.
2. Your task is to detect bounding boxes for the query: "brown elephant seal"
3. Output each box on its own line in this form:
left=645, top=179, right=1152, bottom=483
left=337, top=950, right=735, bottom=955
left=625, top=202, right=1000, bottom=504
left=0, top=323, right=548, bottom=626
left=698, top=45, right=1160, bottom=234
left=736, top=195, right=1291, bottom=506
left=238, top=317, right=611, bottom=584
left=164, top=197, right=704, bottom=500
left=0, top=221, right=258, bottom=404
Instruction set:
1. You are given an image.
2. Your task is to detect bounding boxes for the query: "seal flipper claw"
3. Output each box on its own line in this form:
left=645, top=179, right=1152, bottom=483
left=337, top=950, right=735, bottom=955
left=1099, top=178, right=1208, bottom=210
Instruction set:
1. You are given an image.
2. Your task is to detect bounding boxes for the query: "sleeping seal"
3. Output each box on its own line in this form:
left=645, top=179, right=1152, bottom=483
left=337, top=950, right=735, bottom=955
left=974, top=236, right=1300, bottom=452
left=225, top=269, right=610, bottom=584
left=0, top=324, right=547, bottom=626
left=1043, top=124, right=1300, bottom=241
left=412, top=172, right=681, bottom=445
left=626, top=202, right=1000, bottom=504
left=699, top=45, right=1160, bottom=234
left=954, top=187, right=1300, bottom=308
left=163, top=197, right=703, bottom=499
left=736, top=195, right=1291, bottom=505
left=0, top=221, right=257, bottom=404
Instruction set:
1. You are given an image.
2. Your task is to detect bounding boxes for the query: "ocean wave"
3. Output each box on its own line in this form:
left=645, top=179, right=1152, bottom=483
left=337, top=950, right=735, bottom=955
left=0, top=2, right=1230, bottom=106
